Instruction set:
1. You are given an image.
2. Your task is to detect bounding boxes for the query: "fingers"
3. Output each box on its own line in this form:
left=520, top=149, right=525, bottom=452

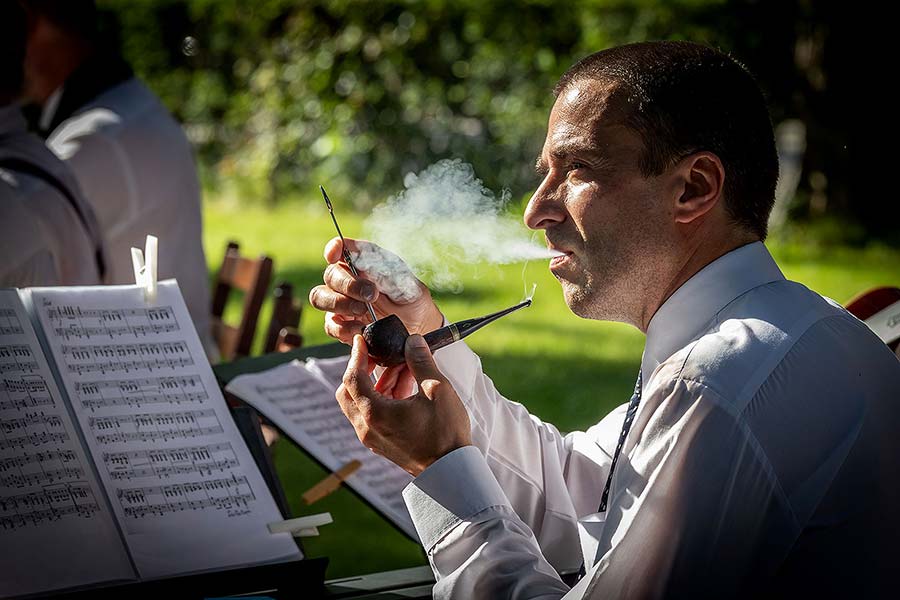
left=343, top=335, right=377, bottom=401
left=394, top=368, right=417, bottom=399
left=324, top=237, right=343, bottom=264
left=324, top=236, right=364, bottom=264
left=403, top=335, right=446, bottom=387
left=324, top=237, right=424, bottom=306
left=375, top=364, right=418, bottom=399
left=336, top=336, right=380, bottom=450
left=375, top=364, right=404, bottom=395
left=309, top=284, right=371, bottom=317
left=324, top=313, right=367, bottom=344
left=323, top=263, right=379, bottom=303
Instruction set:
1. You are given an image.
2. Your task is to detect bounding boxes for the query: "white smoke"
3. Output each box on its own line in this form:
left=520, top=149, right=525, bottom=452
left=360, top=159, right=560, bottom=295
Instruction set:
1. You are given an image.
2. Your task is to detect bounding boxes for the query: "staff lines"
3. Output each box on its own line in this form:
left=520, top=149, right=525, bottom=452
left=46, top=305, right=180, bottom=341
left=103, top=442, right=240, bottom=481
left=0, top=482, right=99, bottom=531
left=76, top=375, right=209, bottom=412
left=89, top=409, right=224, bottom=445
left=117, top=474, right=257, bottom=520
left=0, top=345, right=38, bottom=375
left=0, top=376, right=54, bottom=411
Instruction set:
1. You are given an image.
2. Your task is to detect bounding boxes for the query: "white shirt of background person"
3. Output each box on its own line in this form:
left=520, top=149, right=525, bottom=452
left=45, top=78, right=216, bottom=359
left=0, top=104, right=101, bottom=288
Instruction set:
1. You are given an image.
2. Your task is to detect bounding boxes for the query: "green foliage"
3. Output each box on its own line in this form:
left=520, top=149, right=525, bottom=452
left=97, top=0, right=867, bottom=240
left=99, top=0, right=771, bottom=206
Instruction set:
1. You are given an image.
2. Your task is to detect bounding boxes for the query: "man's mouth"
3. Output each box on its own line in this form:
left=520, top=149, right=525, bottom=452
left=548, top=247, right=573, bottom=271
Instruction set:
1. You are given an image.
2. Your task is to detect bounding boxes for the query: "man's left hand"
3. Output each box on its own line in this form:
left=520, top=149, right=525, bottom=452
left=336, top=334, right=472, bottom=476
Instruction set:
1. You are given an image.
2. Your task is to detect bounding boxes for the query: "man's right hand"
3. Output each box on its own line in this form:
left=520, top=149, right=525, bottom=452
left=308, top=237, right=444, bottom=345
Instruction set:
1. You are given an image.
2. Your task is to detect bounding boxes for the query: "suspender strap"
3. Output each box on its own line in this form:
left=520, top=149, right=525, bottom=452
left=0, top=157, right=106, bottom=279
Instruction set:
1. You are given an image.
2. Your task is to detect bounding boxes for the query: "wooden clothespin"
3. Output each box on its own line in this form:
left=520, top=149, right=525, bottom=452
left=267, top=512, right=333, bottom=538
left=131, top=235, right=158, bottom=301
left=301, top=460, right=362, bottom=506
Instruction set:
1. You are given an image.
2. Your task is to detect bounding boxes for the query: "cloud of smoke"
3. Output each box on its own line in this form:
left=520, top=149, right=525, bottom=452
left=360, top=159, right=560, bottom=295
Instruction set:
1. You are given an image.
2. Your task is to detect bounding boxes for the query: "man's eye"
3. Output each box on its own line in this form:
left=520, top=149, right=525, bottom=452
left=570, top=162, right=587, bottom=171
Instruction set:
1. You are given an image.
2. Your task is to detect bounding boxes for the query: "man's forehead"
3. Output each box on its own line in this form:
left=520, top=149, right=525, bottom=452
left=543, top=79, right=636, bottom=157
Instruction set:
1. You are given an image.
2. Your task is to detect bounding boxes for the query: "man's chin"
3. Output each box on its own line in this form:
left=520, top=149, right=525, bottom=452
left=559, top=278, right=627, bottom=322
left=559, top=281, right=594, bottom=319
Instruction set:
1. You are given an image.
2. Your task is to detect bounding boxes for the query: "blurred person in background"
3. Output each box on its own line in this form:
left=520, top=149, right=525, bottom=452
left=20, top=0, right=215, bottom=357
left=1, top=0, right=104, bottom=288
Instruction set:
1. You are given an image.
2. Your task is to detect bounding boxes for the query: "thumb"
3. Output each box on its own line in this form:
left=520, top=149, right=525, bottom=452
left=404, top=334, right=444, bottom=386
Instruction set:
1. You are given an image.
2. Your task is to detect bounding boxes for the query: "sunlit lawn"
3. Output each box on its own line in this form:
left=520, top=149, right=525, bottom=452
left=204, top=198, right=900, bottom=579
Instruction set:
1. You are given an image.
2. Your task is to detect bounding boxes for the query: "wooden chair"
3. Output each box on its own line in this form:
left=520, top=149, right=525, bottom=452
left=211, top=241, right=273, bottom=361
left=263, top=282, right=304, bottom=354
left=845, top=286, right=900, bottom=356
left=259, top=282, right=305, bottom=448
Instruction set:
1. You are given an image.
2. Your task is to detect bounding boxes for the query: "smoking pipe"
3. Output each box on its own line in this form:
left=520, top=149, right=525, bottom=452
left=362, top=299, right=532, bottom=367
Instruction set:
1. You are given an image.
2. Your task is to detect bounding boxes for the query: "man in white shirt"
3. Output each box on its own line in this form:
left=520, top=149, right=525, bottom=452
left=1, top=1, right=103, bottom=288
left=20, top=1, right=214, bottom=356
left=310, top=42, right=900, bottom=598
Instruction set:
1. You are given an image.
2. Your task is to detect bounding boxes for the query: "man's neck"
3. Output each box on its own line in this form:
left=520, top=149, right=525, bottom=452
left=638, top=232, right=760, bottom=332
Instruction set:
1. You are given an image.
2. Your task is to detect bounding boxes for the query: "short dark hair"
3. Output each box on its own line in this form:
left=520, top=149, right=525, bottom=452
left=555, top=41, right=778, bottom=240
left=0, top=2, right=27, bottom=99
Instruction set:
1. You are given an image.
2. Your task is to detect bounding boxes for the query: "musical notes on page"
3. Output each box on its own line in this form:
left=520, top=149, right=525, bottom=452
left=61, top=340, right=194, bottom=375
left=30, top=282, right=299, bottom=579
left=0, top=308, right=24, bottom=335
left=0, top=289, right=136, bottom=596
left=89, top=409, right=224, bottom=444
left=76, top=375, right=208, bottom=412
left=0, top=376, right=54, bottom=411
left=103, top=443, right=240, bottom=481
left=117, top=474, right=256, bottom=530
left=226, top=357, right=418, bottom=540
left=0, top=344, right=39, bottom=374
left=0, top=482, right=101, bottom=530
left=47, top=305, right=179, bottom=341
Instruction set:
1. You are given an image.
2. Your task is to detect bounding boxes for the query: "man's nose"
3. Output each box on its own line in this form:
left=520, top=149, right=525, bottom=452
left=524, top=177, right=566, bottom=230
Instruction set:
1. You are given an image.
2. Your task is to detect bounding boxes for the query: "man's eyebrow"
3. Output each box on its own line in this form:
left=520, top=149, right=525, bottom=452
left=549, top=140, right=604, bottom=161
left=534, top=142, right=612, bottom=174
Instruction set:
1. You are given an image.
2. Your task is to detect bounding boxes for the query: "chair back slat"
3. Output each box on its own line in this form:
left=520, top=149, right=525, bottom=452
left=264, top=282, right=303, bottom=353
left=211, top=240, right=273, bottom=360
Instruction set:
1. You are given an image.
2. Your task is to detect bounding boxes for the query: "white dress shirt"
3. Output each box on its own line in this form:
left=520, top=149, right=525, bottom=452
left=44, top=78, right=215, bottom=356
left=0, top=105, right=102, bottom=287
left=403, top=242, right=900, bottom=599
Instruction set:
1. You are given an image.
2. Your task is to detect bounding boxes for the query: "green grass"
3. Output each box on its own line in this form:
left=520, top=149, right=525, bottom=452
left=203, top=198, right=900, bottom=578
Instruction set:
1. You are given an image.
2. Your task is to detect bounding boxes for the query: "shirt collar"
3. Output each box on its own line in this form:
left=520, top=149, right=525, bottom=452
left=39, top=86, right=64, bottom=133
left=641, top=241, right=785, bottom=384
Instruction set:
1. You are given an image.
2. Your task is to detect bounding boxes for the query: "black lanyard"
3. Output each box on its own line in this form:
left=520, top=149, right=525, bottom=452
left=577, top=370, right=643, bottom=581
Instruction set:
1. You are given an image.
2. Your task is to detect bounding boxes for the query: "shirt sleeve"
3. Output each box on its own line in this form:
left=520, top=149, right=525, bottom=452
left=403, top=446, right=571, bottom=599
left=432, top=341, right=624, bottom=573
left=403, top=371, right=798, bottom=599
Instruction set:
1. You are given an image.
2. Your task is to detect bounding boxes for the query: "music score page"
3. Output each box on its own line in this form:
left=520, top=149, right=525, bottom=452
left=28, top=282, right=300, bottom=580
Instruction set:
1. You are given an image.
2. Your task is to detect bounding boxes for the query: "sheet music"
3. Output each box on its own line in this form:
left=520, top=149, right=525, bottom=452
left=304, top=355, right=348, bottom=389
left=226, top=358, right=417, bottom=540
left=0, top=290, right=135, bottom=598
left=29, top=282, right=299, bottom=579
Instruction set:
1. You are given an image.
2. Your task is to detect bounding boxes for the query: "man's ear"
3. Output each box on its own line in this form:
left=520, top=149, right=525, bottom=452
left=671, top=152, right=725, bottom=225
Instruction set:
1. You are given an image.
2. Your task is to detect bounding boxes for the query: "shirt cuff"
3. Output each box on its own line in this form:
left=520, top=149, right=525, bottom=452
left=402, top=445, right=511, bottom=550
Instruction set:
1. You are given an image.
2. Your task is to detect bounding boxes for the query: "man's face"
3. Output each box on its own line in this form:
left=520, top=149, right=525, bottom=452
left=525, top=79, right=675, bottom=324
